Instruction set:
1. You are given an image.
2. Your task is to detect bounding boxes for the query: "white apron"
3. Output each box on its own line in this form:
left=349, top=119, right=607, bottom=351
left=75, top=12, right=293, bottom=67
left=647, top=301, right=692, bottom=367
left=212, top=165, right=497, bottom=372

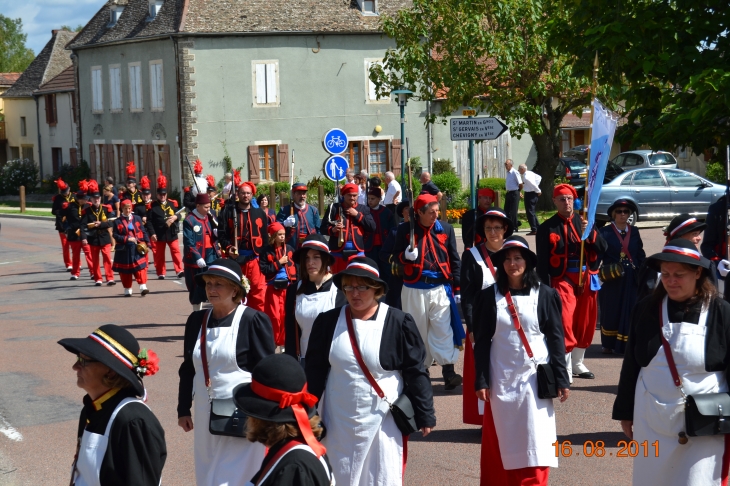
left=469, top=246, right=497, bottom=416
left=490, top=287, right=558, bottom=469
left=321, top=304, right=403, bottom=486
left=73, top=397, right=157, bottom=486
left=192, top=305, right=266, bottom=486
left=295, top=280, right=339, bottom=358
left=632, top=296, right=728, bottom=486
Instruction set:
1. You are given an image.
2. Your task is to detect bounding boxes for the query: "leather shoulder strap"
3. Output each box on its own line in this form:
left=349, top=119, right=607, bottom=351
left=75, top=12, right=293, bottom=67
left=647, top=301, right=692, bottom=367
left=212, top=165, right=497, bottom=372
left=345, top=307, right=385, bottom=398
left=201, top=310, right=211, bottom=387
left=504, top=291, right=534, bottom=359
left=659, top=302, right=682, bottom=387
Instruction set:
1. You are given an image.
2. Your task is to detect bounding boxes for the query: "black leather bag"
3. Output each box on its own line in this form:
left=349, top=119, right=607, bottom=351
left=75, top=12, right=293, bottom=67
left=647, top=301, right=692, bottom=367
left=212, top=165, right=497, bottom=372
left=599, top=262, right=624, bottom=282
left=685, top=393, right=730, bottom=437
left=389, top=392, right=418, bottom=436
left=209, top=398, right=248, bottom=437
left=536, top=363, right=559, bottom=399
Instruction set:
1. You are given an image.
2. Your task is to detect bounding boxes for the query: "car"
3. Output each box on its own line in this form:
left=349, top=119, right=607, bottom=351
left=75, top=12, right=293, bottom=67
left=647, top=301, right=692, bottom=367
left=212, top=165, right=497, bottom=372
left=594, top=168, right=725, bottom=225
left=555, top=157, right=588, bottom=185
left=609, top=150, right=678, bottom=172
left=563, top=145, right=589, bottom=162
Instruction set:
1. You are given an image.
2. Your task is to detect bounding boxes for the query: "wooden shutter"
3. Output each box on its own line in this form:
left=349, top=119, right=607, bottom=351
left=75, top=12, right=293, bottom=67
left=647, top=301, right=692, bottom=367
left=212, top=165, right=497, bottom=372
left=248, top=145, right=260, bottom=184
left=44, top=95, right=51, bottom=124
left=391, top=139, right=402, bottom=178
left=266, top=63, right=277, bottom=103
left=89, top=144, right=97, bottom=180
left=69, top=148, right=77, bottom=167
left=255, top=65, right=267, bottom=104
left=144, top=144, right=156, bottom=183
left=277, top=144, right=289, bottom=182
left=104, top=144, right=115, bottom=180
left=160, top=144, right=171, bottom=192
left=362, top=140, right=370, bottom=174
left=118, top=145, right=128, bottom=182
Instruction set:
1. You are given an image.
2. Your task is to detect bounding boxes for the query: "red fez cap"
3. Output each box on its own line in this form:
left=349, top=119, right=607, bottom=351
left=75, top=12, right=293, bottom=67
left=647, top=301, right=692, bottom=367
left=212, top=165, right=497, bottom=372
left=268, top=222, right=285, bottom=235
left=553, top=184, right=577, bottom=199
left=121, top=199, right=133, bottom=207
left=240, top=181, right=257, bottom=195
left=341, top=183, right=358, bottom=196
left=414, top=194, right=438, bottom=211
left=195, top=193, right=211, bottom=205
left=478, top=188, right=495, bottom=199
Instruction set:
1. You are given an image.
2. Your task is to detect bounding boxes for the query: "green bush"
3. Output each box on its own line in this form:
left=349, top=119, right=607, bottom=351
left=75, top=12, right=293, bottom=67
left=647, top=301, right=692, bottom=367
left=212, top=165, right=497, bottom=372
left=478, top=178, right=506, bottom=191
left=432, top=171, right=462, bottom=196
left=41, top=161, right=91, bottom=194
left=1, top=159, right=41, bottom=195
left=706, top=162, right=726, bottom=184
left=432, top=158, right=454, bottom=175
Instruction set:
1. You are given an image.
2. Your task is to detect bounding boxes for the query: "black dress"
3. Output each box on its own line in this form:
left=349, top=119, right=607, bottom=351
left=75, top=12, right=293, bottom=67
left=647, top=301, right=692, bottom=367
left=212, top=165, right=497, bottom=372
left=248, top=439, right=333, bottom=486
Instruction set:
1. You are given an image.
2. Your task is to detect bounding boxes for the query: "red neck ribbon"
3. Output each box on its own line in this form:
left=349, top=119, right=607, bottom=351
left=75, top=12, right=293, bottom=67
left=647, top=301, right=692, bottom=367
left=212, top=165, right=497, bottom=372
left=250, top=380, right=326, bottom=458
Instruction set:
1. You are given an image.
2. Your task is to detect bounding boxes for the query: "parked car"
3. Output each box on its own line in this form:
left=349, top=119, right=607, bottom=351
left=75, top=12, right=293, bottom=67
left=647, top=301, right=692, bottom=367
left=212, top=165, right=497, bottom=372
left=609, top=150, right=678, bottom=172
left=595, top=168, right=724, bottom=225
left=555, top=157, right=588, bottom=185
left=564, top=145, right=589, bottom=162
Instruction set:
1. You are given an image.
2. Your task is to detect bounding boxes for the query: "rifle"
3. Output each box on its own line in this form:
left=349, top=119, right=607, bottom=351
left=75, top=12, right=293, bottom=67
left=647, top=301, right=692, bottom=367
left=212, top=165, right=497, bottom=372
left=473, top=176, right=480, bottom=248
left=337, top=180, right=344, bottom=246
left=406, top=137, right=415, bottom=249
left=184, top=155, right=204, bottom=194
left=290, top=150, right=295, bottom=216
left=726, top=145, right=729, bottom=261
left=230, top=174, right=238, bottom=258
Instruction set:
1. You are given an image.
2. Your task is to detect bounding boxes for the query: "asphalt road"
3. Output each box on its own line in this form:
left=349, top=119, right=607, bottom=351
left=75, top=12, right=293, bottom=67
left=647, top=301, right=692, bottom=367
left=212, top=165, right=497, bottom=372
left=0, top=216, right=669, bottom=485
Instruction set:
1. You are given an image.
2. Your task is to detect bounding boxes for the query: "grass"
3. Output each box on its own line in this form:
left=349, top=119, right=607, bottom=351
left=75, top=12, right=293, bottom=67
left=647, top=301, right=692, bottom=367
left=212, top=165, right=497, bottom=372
left=0, top=209, right=54, bottom=217
left=0, top=201, right=53, bottom=208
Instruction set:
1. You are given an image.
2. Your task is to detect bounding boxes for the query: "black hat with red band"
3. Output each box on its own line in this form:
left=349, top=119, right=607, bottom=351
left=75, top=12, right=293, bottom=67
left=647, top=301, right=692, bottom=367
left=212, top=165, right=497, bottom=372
left=475, top=207, right=514, bottom=239
left=292, top=234, right=333, bottom=267
left=233, top=354, right=325, bottom=457
left=663, top=214, right=707, bottom=240
left=58, top=324, right=159, bottom=397
left=646, top=238, right=711, bottom=270
left=333, top=256, right=389, bottom=293
left=490, top=235, right=538, bottom=269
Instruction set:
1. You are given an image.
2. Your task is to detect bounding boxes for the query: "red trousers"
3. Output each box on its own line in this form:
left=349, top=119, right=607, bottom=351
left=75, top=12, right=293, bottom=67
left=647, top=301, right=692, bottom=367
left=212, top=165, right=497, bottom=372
left=462, top=335, right=483, bottom=425
left=120, top=270, right=147, bottom=288
left=481, top=401, right=549, bottom=486
left=153, top=240, right=183, bottom=276
left=69, top=240, right=93, bottom=278
left=240, top=259, right=266, bottom=312
left=58, top=232, right=71, bottom=268
left=89, top=245, right=114, bottom=282
left=264, top=285, right=286, bottom=346
left=552, top=274, right=597, bottom=352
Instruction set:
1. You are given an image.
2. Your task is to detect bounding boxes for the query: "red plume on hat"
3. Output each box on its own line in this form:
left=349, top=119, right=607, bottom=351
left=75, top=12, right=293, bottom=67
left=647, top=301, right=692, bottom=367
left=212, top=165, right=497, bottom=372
left=126, top=161, right=136, bottom=178
left=140, top=175, right=151, bottom=191
left=87, top=180, right=99, bottom=194
left=194, top=159, right=203, bottom=175
left=183, top=186, right=190, bottom=193
left=55, top=178, right=69, bottom=191
left=233, top=169, right=242, bottom=188
left=157, top=170, right=167, bottom=189
left=78, top=179, right=89, bottom=193
left=206, top=174, right=216, bottom=188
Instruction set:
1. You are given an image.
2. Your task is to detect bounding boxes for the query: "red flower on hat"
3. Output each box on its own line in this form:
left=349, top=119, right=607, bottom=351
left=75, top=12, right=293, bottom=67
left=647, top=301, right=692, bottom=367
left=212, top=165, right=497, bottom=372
left=140, top=176, right=151, bottom=190
left=136, top=349, right=160, bottom=377
left=87, top=180, right=99, bottom=194
left=78, top=179, right=89, bottom=193
left=55, top=178, right=69, bottom=190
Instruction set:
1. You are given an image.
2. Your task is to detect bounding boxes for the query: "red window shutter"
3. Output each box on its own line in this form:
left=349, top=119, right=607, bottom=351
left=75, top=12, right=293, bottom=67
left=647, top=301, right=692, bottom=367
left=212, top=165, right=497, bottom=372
left=248, top=145, right=260, bottom=184
left=89, top=144, right=97, bottom=181
left=362, top=140, right=370, bottom=174
left=277, top=144, right=289, bottom=182
left=69, top=148, right=77, bottom=167
left=391, top=139, right=402, bottom=178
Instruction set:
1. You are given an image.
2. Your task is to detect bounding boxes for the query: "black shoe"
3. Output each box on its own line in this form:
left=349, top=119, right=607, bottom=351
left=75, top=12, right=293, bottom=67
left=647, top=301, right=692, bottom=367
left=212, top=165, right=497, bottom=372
left=66, top=267, right=73, bottom=272
left=158, top=275, right=165, bottom=280
left=107, top=281, right=116, bottom=286
left=95, top=282, right=102, bottom=287
left=573, top=371, right=595, bottom=379
left=178, top=271, right=184, bottom=278
left=141, top=288, right=150, bottom=297
left=442, top=364, right=463, bottom=390
left=70, top=275, right=78, bottom=280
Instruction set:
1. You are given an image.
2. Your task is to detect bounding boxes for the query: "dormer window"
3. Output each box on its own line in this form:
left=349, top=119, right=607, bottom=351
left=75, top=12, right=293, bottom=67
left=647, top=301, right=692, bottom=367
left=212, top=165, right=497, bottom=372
left=147, top=0, right=163, bottom=21
left=109, top=6, right=124, bottom=27
left=358, top=0, right=376, bottom=15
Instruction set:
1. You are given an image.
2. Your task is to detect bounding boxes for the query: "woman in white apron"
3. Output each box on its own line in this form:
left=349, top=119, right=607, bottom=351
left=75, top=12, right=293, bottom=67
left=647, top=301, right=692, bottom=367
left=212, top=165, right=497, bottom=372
left=59, top=324, right=166, bottom=486
left=177, top=258, right=275, bottom=486
left=305, top=257, right=436, bottom=486
left=285, top=234, right=347, bottom=367
left=473, top=236, right=571, bottom=486
left=460, top=207, right=513, bottom=425
left=614, top=238, right=730, bottom=485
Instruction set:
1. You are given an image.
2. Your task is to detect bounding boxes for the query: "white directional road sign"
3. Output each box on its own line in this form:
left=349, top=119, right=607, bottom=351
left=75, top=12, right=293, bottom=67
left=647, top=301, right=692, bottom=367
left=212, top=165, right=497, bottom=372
left=450, top=117, right=509, bottom=141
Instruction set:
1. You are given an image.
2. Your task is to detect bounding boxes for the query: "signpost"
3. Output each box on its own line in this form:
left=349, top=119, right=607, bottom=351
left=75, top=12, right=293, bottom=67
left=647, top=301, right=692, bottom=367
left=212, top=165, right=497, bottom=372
left=323, top=128, right=349, bottom=155
left=323, top=155, right=349, bottom=182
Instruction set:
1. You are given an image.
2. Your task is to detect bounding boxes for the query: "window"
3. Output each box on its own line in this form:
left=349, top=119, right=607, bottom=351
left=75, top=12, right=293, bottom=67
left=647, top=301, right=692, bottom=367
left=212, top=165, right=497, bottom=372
left=44, top=94, right=57, bottom=126
left=52, top=148, right=63, bottom=173
left=347, top=142, right=361, bottom=173
left=128, top=63, right=143, bottom=111
left=147, top=0, right=163, bottom=21
left=623, top=154, right=643, bottom=167
left=361, top=0, right=376, bottom=13
left=620, top=173, right=634, bottom=186
left=366, top=60, right=388, bottom=102
left=149, top=60, right=164, bottom=111
left=649, top=153, right=677, bottom=166
left=369, top=141, right=388, bottom=174
left=91, top=66, right=103, bottom=112
left=632, top=170, right=665, bottom=187
left=109, top=65, right=122, bottom=112
left=20, top=116, right=26, bottom=136
left=664, top=170, right=703, bottom=187
left=109, top=6, right=124, bottom=27
left=10, top=147, right=19, bottom=160
left=253, top=61, right=279, bottom=106
left=259, top=145, right=277, bottom=180
left=22, top=146, right=33, bottom=162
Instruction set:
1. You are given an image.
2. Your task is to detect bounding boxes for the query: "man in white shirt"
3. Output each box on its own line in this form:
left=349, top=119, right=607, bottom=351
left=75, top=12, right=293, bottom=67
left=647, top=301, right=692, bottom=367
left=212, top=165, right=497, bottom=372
left=519, top=164, right=542, bottom=235
left=503, top=159, right=522, bottom=231
left=383, top=171, right=402, bottom=223
left=222, top=172, right=233, bottom=199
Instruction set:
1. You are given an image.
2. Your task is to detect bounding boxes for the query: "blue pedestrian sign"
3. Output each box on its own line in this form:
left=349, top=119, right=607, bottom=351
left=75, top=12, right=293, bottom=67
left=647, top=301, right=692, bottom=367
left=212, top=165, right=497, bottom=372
left=323, top=155, right=349, bottom=182
left=323, top=128, right=348, bottom=155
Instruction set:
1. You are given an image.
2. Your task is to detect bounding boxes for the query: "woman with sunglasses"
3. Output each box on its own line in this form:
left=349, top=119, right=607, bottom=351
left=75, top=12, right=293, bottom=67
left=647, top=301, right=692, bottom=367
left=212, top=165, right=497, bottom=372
left=597, top=199, right=646, bottom=354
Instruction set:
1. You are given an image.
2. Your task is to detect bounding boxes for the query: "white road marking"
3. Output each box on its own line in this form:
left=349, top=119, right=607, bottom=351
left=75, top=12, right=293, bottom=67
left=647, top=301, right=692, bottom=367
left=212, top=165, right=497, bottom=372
left=174, top=281, right=182, bottom=285
left=0, top=261, right=20, bottom=265
left=0, top=414, right=22, bottom=441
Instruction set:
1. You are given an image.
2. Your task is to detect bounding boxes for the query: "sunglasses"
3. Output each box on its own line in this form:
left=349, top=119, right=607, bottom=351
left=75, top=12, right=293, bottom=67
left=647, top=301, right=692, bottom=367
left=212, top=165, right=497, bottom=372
left=342, top=285, right=374, bottom=293
left=614, top=209, right=631, bottom=214
left=484, top=226, right=505, bottom=233
left=76, top=355, right=99, bottom=367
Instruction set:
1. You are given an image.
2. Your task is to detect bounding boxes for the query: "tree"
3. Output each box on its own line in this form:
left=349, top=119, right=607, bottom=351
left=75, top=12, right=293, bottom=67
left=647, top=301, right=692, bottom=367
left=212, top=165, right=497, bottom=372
left=60, top=25, right=84, bottom=33
left=0, top=15, right=35, bottom=73
left=552, top=1, right=730, bottom=156
left=371, top=0, right=615, bottom=208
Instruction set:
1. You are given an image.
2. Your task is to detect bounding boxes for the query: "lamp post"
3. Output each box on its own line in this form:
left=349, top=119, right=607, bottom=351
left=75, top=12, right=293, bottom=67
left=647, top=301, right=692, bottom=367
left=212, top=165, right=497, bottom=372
left=391, top=88, right=414, bottom=192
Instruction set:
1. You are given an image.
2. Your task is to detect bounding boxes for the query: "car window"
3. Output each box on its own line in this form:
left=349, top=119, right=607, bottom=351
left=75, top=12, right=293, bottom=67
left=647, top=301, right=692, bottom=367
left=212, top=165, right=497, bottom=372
left=612, top=155, right=625, bottom=167
left=620, top=172, right=634, bottom=186
left=624, top=154, right=644, bottom=167
left=663, top=170, right=702, bottom=187
left=564, top=159, right=584, bottom=170
left=649, top=153, right=678, bottom=166
left=632, top=170, right=665, bottom=187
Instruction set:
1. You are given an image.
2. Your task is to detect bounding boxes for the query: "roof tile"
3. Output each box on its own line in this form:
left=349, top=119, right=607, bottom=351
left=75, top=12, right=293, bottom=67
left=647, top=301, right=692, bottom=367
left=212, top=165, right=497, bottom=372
left=2, top=31, right=75, bottom=98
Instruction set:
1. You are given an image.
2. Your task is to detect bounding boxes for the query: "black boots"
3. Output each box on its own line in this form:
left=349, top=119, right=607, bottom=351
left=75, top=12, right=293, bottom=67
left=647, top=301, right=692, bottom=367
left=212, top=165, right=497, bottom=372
left=442, top=364, right=462, bottom=390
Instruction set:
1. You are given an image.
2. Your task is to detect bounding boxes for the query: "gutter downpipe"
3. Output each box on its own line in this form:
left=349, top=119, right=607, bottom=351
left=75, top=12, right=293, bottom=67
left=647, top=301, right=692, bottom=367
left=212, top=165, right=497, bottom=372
left=171, top=34, right=185, bottom=193
left=34, top=95, right=44, bottom=182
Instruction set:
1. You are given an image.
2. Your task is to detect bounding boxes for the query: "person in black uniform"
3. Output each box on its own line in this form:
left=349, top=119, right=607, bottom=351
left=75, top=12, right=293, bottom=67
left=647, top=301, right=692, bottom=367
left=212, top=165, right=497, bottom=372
left=59, top=324, right=166, bottom=486
left=80, top=180, right=116, bottom=286
left=183, top=185, right=196, bottom=212
left=52, top=177, right=74, bottom=271
left=123, top=162, right=145, bottom=209
left=461, top=188, right=496, bottom=249
left=701, top=197, right=730, bottom=299
left=233, top=354, right=333, bottom=486
left=364, top=187, right=395, bottom=284
left=63, top=181, right=94, bottom=281
left=148, top=172, right=184, bottom=280
left=380, top=200, right=411, bottom=309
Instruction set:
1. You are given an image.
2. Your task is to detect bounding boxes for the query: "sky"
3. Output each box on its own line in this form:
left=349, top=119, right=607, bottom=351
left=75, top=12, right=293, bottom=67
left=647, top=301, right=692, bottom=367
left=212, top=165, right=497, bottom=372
left=0, top=0, right=105, bottom=55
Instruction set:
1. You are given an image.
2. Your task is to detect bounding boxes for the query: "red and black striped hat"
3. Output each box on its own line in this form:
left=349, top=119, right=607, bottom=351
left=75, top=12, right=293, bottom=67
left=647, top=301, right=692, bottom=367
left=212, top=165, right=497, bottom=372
left=490, top=235, right=537, bottom=269
left=333, top=256, right=389, bottom=293
left=292, top=234, right=333, bottom=265
left=647, top=238, right=710, bottom=270
left=475, top=207, right=513, bottom=239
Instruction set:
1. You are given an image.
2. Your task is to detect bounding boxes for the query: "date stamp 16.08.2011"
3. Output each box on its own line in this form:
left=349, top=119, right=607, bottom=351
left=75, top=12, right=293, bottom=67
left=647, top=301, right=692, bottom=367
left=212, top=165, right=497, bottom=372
left=554, top=440, right=659, bottom=458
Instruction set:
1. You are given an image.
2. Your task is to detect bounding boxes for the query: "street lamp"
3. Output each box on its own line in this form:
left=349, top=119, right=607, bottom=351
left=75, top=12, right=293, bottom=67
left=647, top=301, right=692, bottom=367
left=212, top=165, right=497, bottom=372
left=391, top=88, right=414, bottom=192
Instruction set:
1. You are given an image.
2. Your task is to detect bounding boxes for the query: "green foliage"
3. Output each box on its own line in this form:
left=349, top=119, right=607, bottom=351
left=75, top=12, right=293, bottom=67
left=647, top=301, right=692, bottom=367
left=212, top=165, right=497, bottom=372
left=168, top=188, right=182, bottom=209
left=221, top=142, right=233, bottom=174
left=60, top=25, right=84, bottom=32
left=551, top=0, right=730, bottom=152
left=0, top=15, right=35, bottom=72
left=307, top=176, right=335, bottom=197
left=478, top=178, right=506, bottom=191
left=432, top=171, right=461, bottom=196
left=1, top=159, right=40, bottom=195
left=706, top=162, right=726, bottom=185
left=432, top=158, right=454, bottom=175
left=41, top=161, right=91, bottom=194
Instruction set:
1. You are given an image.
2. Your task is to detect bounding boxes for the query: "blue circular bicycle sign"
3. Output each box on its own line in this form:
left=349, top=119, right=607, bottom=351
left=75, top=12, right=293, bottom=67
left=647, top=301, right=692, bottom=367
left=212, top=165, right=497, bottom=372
left=323, top=155, right=349, bottom=182
left=323, top=128, right=348, bottom=155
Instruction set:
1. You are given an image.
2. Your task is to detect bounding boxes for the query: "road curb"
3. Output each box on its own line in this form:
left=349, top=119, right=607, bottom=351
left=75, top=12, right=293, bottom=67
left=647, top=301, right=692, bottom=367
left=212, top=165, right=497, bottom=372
left=0, top=213, right=55, bottom=221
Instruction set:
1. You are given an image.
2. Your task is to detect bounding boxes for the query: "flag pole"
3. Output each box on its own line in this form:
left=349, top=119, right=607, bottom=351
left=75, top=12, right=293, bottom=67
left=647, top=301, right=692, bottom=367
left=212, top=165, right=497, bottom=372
left=578, top=52, right=599, bottom=289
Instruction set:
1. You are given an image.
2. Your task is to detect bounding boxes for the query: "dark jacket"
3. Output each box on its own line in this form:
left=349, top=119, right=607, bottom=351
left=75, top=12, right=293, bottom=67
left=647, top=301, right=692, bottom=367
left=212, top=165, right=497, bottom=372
left=80, top=204, right=114, bottom=247
left=182, top=210, right=219, bottom=266
left=321, top=202, right=376, bottom=253
left=260, top=244, right=298, bottom=284
left=148, top=199, right=181, bottom=242
left=219, top=204, right=269, bottom=260
left=52, top=192, right=74, bottom=232
left=62, top=200, right=89, bottom=242
left=364, top=205, right=395, bottom=252
left=393, top=219, right=461, bottom=290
